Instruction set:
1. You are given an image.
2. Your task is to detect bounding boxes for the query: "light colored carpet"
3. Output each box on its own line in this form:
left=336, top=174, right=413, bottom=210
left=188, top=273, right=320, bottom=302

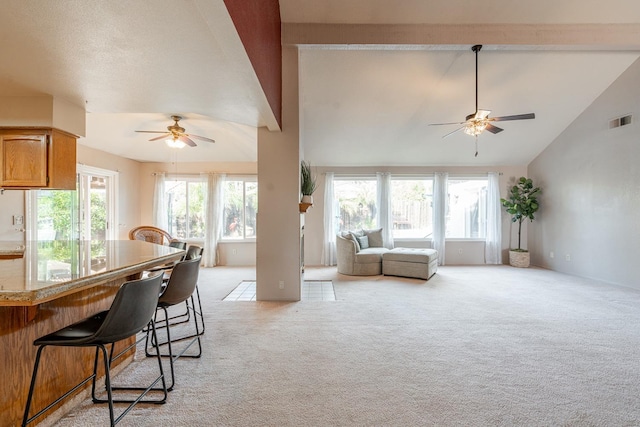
left=53, top=265, right=640, bottom=426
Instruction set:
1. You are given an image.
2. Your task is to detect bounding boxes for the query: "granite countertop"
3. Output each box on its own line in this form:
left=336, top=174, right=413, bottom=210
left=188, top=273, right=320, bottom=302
left=0, top=240, right=184, bottom=306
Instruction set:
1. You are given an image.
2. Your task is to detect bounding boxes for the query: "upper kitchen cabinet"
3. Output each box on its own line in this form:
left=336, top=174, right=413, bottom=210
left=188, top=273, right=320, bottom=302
left=0, top=128, right=77, bottom=190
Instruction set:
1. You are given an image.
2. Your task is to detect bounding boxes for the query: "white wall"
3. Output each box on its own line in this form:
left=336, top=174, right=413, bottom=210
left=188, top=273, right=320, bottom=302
left=0, top=189, right=25, bottom=241
left=303, top=165, right=527, bottom=266
left=77, top=145, right=143, bottom=239
left=528, top=57, right=640, bottom=289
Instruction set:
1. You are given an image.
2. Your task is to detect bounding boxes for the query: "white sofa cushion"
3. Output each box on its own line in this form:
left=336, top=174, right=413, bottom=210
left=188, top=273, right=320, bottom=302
left=341, top=232, right=361, bottom=251
left=383, top=247, right=438, bottom=264
left=364, top=228, right=384, bottom=247
left=355, top=235, right=369, bottom=249
left=355, top=247, right=389, bottom=264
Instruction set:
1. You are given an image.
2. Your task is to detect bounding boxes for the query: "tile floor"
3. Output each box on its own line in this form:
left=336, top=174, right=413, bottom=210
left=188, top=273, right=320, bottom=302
left=223, top=280, right=335, bottom=301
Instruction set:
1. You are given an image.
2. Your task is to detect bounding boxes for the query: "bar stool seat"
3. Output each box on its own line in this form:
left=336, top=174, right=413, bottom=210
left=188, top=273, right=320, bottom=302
left=145, top=256, right=202, bottom=391
left=159, top=245, right=205, bottom=334
left=22, top=273, right=168, bottom=427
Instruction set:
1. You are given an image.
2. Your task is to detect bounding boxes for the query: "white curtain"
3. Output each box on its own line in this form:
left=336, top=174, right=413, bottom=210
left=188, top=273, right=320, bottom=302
left=321, top=172, right=337, bottom=266
left=203, top=173, right=225, bottom=267
left=433, top=172, right=448, bottom=265
left=152, top=172, right=168, bottom=231
left=376, top=172, right=394, bottom=249
left=485, top=172, right=503, bottom=264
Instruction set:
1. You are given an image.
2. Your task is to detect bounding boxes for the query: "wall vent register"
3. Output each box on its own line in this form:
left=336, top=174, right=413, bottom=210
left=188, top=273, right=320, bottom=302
left=609, top=114, right=632, bottom=129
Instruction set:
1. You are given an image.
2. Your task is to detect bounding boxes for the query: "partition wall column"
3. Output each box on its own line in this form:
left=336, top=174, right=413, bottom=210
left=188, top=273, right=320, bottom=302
left=256, top=46, right=302, bottom=301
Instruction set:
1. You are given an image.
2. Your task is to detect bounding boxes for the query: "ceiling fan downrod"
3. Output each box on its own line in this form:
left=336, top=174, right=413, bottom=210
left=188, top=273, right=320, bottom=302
left=472, top=44, right=482, bottom=114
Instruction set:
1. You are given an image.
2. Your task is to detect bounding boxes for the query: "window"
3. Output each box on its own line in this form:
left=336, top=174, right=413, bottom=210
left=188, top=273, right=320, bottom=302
left=35, top=188, right=78, bottom=240
left=165, top=178, right=206, bottom=240
left=390, top=178, right=433, bottom=239
left=222, top=177, right=257, bottom=240
left=79, top=174, right=110, bottom=240
left=334, top=179, right=377, bottom=232
left=27, top=166, right=117, bottom=281
left=162, top=175, right=257, bottom=241
left=446, top=178, right=487, bottom=238
left=329, top=175, right=488, bottom=241
left=28, top=165, right=117, bottom=241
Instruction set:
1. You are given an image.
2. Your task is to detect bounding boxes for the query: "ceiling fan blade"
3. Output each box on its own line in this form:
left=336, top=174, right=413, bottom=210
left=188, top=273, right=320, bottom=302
left=148, top=133, right=172, bottom=141
left=485, top=123, right=504, bottom=134
left=178, top=135, right=197, bottom=147
left=186, top=133, right=216, bottom=143
left=442, top=126, right=465, bottom=138
left=136, top=117, right=214, bottom=147
left=490, top=113, right=536, bottom=122
left=429, top=121, right=467, bottom=126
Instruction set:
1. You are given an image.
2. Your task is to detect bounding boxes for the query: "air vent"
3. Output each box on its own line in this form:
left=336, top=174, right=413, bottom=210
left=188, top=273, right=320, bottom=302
left=609, top=114, right=632, bottom=129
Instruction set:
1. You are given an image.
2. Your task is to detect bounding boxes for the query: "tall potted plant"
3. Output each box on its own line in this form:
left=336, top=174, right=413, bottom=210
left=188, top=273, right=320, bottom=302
left=501, top=176, right=541, bottom=268
left=300, top=160, right=317, bottom=205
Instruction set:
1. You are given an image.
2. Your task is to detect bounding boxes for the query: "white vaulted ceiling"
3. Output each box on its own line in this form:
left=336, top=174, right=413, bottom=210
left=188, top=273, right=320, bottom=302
left=298, top=48, right=638, bottom=165
left=1, top=0, right=639, bottom=165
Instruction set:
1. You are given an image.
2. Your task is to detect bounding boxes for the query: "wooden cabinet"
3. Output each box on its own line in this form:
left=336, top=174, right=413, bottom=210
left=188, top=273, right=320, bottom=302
left=0, top=128, right=77, bottom=190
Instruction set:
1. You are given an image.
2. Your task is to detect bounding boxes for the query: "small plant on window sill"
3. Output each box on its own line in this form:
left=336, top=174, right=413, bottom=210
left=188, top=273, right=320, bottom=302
left=300, top=160, right=317, bottom=205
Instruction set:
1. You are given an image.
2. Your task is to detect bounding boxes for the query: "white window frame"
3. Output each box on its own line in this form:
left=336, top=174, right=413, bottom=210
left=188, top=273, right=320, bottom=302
left=26, top=164, right=118, bottom=241
left=328, top=173, right=490, bottom=243
left=333, top=175, right=378, bottom=233
left=164, top=174, right=207, bottom=242
left=78, top=164, right=118, bottom=241
left=389, top=175, right=434, bottom=241
left=445, top=176, right=488, bottom=241
left=221, top=175, right=258, bottom=242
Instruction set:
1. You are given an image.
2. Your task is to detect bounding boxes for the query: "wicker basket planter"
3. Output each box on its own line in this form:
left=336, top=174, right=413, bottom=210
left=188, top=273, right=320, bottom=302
left=509, top=250, right=530, bottom=268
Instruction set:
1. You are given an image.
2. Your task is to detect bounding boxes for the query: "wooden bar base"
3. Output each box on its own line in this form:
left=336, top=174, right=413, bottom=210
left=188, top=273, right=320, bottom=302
left=0, top=278, right=135, bottom=426
left=0, top=240, right=184, bottom=427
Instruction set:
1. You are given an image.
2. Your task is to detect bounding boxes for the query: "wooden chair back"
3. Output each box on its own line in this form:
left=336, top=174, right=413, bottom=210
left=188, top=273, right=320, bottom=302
left=129, top=226, right=174, bottom=245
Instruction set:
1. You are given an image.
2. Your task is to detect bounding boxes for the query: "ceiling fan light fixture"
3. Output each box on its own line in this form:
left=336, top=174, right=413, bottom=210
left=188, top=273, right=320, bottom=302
left=136, top=115, right=215, bottom=148
left=429, top=44, right=535, bottom=153
left=165, top=137, right=186, bottom=149
left=463, top=120, right=488, bottom=136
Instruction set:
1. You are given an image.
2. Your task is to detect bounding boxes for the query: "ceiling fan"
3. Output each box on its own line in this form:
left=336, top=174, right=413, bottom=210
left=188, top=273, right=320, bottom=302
left=429, top=45, right=535, bottom=156
left=136, top=115, right=215, bottom=148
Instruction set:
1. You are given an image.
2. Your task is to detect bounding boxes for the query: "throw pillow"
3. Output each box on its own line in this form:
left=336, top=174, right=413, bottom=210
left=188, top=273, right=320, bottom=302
left=356, top=235, right=369, bottom=249
left=347, top=232, right=361, bottom=251
left=364, top=228, right=384, bottom=247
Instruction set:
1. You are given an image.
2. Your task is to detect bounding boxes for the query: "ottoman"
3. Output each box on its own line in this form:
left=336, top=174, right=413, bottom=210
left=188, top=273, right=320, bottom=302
left=382, top=248, right=438, bottom=280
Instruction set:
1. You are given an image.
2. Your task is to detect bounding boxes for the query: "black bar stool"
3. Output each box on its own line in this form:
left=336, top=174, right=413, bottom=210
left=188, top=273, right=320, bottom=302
left=22, top=273, right=168, bottom=426
left=169, top=241, right=187, bottom=250
left=161, top=245, right=205, bottom=334
left=185, top=245, right=205, bottom=335
left=145, top=240, right=187, bottom=277
left=145, top=256, right=202, bottom=391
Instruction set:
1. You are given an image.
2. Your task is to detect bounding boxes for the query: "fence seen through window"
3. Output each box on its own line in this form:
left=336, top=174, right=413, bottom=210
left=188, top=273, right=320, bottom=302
left=223, top=179, right=257, bottom=240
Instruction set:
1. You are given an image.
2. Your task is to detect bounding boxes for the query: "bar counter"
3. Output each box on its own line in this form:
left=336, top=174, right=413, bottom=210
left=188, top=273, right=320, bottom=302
left=0, top=240, right=183, bottom=306
left=0, top=240, right=184, bottom=426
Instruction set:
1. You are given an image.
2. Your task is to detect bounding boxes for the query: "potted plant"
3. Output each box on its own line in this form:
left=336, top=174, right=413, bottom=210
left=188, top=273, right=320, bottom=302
left=300, top=160, right=317, bottom=205
left=501, top=176, right=541, bottom=268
